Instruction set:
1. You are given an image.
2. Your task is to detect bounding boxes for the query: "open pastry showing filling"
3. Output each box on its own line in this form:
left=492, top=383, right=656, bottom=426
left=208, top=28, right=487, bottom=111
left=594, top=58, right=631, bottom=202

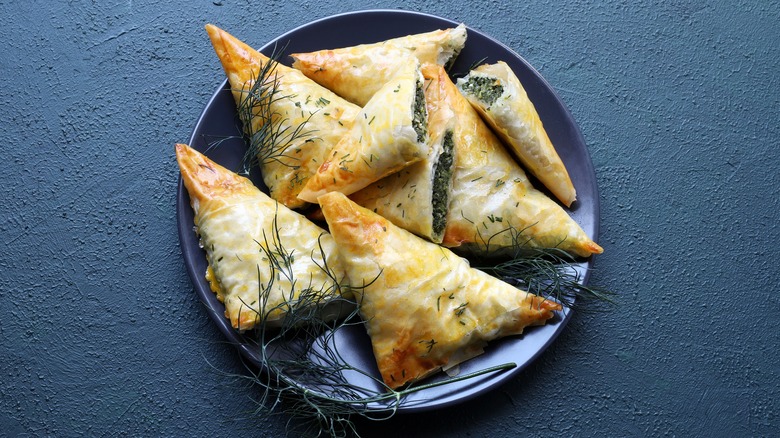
left=348, top=63, right=456, bottom=243
left=441, top=66, right=603, bottom=258
left=457, top=61, right=577, bottom=207
left=297, top=59, right=430, bottom=203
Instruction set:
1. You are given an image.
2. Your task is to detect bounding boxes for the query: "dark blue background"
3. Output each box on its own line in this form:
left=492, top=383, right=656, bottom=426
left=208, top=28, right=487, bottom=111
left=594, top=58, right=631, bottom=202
left=1, top=1, right=778, bottom=436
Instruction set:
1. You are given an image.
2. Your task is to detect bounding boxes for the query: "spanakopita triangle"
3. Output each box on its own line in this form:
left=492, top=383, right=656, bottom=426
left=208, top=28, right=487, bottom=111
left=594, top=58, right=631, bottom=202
left=205, top=24, right=360, bottom=209
left=348, top=63, right=456, bottom=243
left=176, top=144, right=348, bottom=330
left=297, top=59, right=430, bottom=203
left=457, top=61, right=576, bottom=207
left=291, top=24, right=467, bottom=106
left=318, top=191, right=561, bottom=389
left=439, top=68, right=603, bottom=258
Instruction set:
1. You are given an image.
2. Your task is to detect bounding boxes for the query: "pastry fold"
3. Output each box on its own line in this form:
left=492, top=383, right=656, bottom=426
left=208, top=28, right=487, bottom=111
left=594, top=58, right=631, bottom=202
left=457, top=61, right=576, bottom=207
left=206, top=24, right=360, bottom=209
left=318, top=191, right=561, bottom=389
left=297, top=60, right=429, bottom=203
left=440, top=69, right=602, bottom=258
left=176, top=143, right=348, bottom=330
left=291, top=24, right=467, bottom=106
left=348, top=64, right=456, bottom=243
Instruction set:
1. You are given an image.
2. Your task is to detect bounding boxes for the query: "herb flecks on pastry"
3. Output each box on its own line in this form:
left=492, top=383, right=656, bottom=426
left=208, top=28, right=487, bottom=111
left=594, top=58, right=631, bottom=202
left=441, top=69, right=603, bottom=258
left=205, top=24, right=360, bottom=209
left=318, top=191, right=561, bottom=389
left=349, top=64, right=456, bottom=243
left=457, top=61, right=577, bottom=207
left=291, top=24, right=467, bottom=106
left=297, top=60, right=429, bottom=203
left=176, top=143, right=349, bottom=330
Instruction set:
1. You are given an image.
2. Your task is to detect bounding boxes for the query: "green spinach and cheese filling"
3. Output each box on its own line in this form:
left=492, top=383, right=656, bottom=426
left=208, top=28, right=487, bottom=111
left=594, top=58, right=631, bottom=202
left=412, top=78, right=428, bottom=143
left=432, top=130, right=455, bottom=237
left=290, top=24, right=467, bottom=106
left=458, top=75, right=504, bottom=107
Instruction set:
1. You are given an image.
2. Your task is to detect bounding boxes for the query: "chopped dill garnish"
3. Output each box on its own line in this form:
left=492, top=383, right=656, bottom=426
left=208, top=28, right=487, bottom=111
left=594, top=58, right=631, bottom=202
left=419, top=338, right=437, bottom=355
left=453, top=302, right=469, bottom=317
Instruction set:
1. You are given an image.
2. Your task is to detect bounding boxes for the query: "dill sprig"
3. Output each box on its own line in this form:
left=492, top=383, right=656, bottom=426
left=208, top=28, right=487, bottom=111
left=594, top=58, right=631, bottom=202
left=226, top=208, right=517, bottom=437
left=449, top=56, right=488, bottom=79
left=234, top=42, right=317, bottom=176
left=475, top=246, right=615, bottom=310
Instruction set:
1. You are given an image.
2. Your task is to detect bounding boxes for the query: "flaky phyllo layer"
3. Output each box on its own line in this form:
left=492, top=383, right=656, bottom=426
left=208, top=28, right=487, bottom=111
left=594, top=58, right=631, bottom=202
left=319, top=192, right=561, bottom=389
left=441, top=67, right=602, bottom=258
left=181, top=22, right=608, bottom=402
left=177, top=144, right=349, bottom=330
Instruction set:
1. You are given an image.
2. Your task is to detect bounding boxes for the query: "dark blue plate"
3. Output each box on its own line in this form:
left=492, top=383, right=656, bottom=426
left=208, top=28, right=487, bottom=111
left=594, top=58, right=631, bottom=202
left=177, top=9, right=599, bottom=413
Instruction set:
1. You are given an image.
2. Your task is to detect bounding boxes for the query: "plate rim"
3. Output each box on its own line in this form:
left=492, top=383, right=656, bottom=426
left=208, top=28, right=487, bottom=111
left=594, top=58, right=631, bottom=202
left=178, top=8, right=600, bottom=413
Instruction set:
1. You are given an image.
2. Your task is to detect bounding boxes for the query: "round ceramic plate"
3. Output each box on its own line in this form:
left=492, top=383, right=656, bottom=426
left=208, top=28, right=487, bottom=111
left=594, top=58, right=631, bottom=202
left=177, top=10, right=599, bottom=413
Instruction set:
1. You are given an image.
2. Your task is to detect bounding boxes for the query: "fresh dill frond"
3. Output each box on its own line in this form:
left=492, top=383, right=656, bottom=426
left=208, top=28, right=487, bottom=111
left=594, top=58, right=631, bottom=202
left=449, top=56, right=488, bottom=79
left=476, top=247, right=615, bottom=310
left=234, top=42, right=318, bottom=176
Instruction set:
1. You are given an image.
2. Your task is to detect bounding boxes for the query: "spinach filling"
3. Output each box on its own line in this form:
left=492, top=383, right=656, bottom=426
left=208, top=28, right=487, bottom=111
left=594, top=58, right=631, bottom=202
left=432, top=130, right=455, bottom=237
left=460, top=75, right=504, bottom=107
left=411, top=79, right=427, bottom=143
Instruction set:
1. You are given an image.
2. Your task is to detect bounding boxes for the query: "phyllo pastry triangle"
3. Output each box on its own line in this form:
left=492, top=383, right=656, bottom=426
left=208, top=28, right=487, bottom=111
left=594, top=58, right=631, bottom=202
left=348, top=63, right=456, bottom=243
left=176, top=143, right=348, bottom=330
left=290, top=24, right=467, bottom=106
left=205, top=24, right=360, bottom=209
left=457, top=61, right=576, bottom=207
left=318, top=191, right=561, bottom=390
left=440, top=69, right=603, bottom=258
left=297, top=60, right=429, bottom=203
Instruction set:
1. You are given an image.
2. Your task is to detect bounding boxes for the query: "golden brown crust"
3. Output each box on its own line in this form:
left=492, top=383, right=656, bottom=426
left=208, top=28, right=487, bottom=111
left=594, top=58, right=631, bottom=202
left=319, top=191, right=561, bottom=389
left=205, top=24, right=271, bottom=107
left=289, top=48, right=360, bottom=101
left=290, top=25, right=467, bottom=106
left=296, top=60, right=428, bottom=203
left=175, top=143, right=255, bottom=214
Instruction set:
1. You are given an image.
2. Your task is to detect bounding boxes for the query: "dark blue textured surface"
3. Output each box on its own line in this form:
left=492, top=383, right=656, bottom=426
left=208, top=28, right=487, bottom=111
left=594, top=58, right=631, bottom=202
left=1, top=1, right=778, bottom=436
